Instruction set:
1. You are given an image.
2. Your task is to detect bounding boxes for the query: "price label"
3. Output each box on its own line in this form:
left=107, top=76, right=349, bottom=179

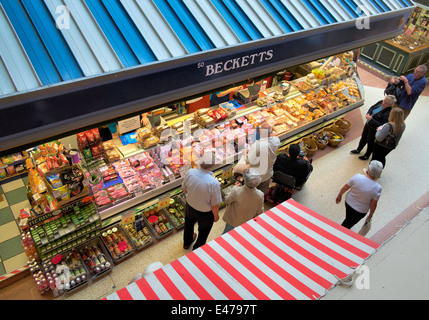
left=121, top=210, right=135, bottom=226
left=153, top=176, right=163, bottom=188
left=158, top=194, right=171, bottom=209
left=221, top=166, right=233, bottom=180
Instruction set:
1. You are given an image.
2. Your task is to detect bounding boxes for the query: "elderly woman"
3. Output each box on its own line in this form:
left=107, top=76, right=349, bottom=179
left=222, top=170, right=265, bottom=234
left=335, top=160, right=383, bottom=229
left=350, top=95, right=396, bottom=160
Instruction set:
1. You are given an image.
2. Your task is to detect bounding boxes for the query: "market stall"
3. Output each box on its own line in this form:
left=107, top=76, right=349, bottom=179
left=0, top=0, right=413, bottom=155
left=0, top=0, right=414, bottom=295
left=104, top=199, right=380, bottom=300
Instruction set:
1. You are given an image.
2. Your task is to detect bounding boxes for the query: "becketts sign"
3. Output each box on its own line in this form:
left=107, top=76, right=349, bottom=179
left=204, top=50, right=274, bottom=76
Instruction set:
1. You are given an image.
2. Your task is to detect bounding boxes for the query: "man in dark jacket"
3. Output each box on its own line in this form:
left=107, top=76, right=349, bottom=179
left=350, top=95, right=396, bottom=160
left=273, top=144, right=313, bottom=189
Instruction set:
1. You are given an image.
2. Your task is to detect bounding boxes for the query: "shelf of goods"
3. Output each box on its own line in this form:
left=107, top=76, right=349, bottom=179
left=19, top=64, right=364, bottom=297
left=0, top=151, right=29, bottom=184
left=84, top=73, right=364, bottom=224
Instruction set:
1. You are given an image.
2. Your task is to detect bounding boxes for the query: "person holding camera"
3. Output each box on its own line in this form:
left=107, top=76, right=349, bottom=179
left=391, top=65, right=427, bottom=119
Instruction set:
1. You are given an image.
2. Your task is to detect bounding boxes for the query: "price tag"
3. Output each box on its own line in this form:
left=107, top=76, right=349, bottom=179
left=154, top=176, right=163, bottom=188
left=121, top=210, right=135, bottom=226
left=158, top=194, right=171, bottom=209
left=221, top=166, right=233, bottom=180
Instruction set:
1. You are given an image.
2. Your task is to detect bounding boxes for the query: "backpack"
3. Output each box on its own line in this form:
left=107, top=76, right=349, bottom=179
left=376, top=123, right=396, bottom=150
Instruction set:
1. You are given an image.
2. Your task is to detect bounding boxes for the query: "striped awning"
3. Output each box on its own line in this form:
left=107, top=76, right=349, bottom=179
left=0, top=0, right=414, bottom=154
left=104, top=199, right=380, bottom=300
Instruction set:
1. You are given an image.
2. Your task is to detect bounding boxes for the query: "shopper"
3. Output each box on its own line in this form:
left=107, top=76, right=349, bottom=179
left=371, top=108, right=406, bottom=168
left=273, top=144, right=313, bottom=190
left=350, top=95, right=396, bottom=160
left=335, top=160, right=383, bottom=229
left=245, top=123, right=281, bottom=195
left=392, top=65, right=427, bottom=119
left=222, top=170, right=264, bottom=234
left=181, top=153, right=222, bottom=250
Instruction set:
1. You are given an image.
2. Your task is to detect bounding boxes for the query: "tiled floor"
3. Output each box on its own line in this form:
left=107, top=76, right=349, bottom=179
left=0, top=177, right=31, bottom=278
left=0, top=62, right=427, bottom=299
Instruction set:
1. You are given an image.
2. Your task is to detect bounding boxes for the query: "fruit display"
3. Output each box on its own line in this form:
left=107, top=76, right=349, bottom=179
left=101, top=225, right=134, bottom=262
left=123, top=217, right=154, bottom=250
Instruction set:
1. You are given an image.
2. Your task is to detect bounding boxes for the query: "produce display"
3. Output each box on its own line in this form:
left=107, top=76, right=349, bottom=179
left=42, top=251, right=89, bottom=296
left=142, top=204, right=174, bottom=238
left=30, top=203, right=101, bottom=261
left=78, top=243, right=112, bottom=278
left=123, top=217, right=154, bottom=249
left=101, top=225, right=134, bottom=262
left=164, top=197, right=186, bottom=228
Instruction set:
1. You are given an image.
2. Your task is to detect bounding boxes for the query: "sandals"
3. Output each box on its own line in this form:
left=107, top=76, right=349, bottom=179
left=183, top=233, right=197, bottom=249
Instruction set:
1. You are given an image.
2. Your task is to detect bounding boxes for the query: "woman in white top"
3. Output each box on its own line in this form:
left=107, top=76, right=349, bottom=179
left=335, top=160, right=383, bottom=229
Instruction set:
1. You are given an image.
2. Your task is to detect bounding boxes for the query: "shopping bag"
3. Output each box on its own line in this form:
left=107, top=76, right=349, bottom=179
left=358, top=220, right=371, bottom=236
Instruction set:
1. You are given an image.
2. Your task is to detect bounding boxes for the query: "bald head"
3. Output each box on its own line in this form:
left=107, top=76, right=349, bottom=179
left=259, top=123, right=273, bottom=138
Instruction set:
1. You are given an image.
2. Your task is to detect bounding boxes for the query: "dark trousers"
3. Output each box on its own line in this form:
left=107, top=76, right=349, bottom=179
left=341, top=202, right=367, bottom=229
left=357, top=123, right=377, bottom=157
left=184, top=203, right=214, bottom=250
left=371, top=143, right=392, bottom=168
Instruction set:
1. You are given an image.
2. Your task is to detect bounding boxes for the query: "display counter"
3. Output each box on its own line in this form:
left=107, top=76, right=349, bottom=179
left=360, top=38, right=429, bottom=77
left=88, top=69, right=365, bottom=223
left=19, top=54, right=366, bottom=297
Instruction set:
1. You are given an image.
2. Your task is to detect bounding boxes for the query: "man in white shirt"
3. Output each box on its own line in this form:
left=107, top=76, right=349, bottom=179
left=182, top=153, right=222, bottom=250
left=245, top=123, right=281, bottom=195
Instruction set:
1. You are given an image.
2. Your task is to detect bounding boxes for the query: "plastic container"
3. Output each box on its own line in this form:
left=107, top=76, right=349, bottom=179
left=122, top=216, right=154, bottom=251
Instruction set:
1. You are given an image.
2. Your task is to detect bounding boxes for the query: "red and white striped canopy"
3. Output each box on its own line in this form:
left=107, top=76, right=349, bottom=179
left=104, top=199, right=379, bottom=300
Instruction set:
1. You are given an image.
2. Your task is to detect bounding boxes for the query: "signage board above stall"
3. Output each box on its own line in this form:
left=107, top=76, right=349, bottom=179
left=0, top=8, right=413, bottom=156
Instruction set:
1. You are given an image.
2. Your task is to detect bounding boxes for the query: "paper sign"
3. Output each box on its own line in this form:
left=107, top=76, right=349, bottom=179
left=118, top=115, right=141, bottom=135
left=121, top=210, right=135, bottom=226
left=158, top=194, right=171, bottom=209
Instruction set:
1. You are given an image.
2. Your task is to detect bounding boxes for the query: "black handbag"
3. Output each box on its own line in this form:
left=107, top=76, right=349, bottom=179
left=384, top=80, right=404, bottom=101
left=376, top=124, right=396, bottom=150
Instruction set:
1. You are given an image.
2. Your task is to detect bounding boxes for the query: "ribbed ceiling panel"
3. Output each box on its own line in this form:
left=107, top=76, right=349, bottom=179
left=0, top=0, right=413, bottom=98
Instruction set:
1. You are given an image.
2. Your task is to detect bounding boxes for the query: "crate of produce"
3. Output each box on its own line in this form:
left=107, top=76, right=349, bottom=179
left=162, top=196, right=186, bottom=229
left=122, top=216, right=154, bottom=250
left=142, top=205, right=175, bottom=239
left=100, top=224, right=134, bottom=263
left=41, top=250, right=90, bottom=296
left=77, top=237, right=113, bottom=280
